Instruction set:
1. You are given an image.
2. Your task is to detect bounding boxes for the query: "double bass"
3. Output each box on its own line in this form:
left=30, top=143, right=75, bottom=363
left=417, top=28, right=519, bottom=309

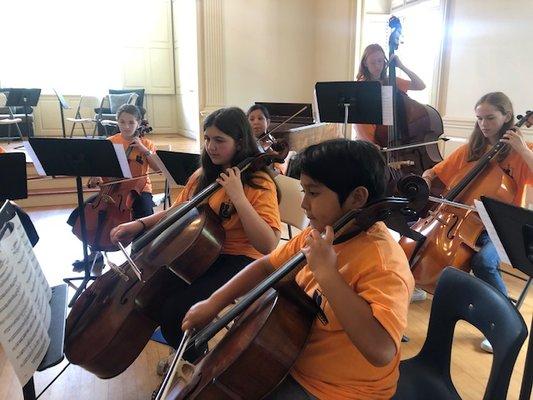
left=155, top=183, right=428, bottom=399
left=71, top=120, right=153, bottom=251
left=400, top=111, right=533, bottom=293
left=64, top=146, right=288, bottom=379
left=375, top=16, right=444, bottom=191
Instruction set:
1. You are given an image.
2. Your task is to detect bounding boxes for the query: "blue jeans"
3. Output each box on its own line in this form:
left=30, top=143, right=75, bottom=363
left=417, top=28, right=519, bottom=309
left=471, top=231, right=508, bottom=296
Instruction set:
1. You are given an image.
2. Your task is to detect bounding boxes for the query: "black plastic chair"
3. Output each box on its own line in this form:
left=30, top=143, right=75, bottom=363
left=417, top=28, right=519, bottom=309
left=393, top=267, right=528, bottom=400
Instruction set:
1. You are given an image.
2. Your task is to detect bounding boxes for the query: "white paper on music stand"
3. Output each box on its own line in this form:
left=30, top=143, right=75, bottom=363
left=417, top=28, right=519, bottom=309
left=381, top=86, right=394, bottom=126
left=474, top=199, right=512, bottom=265
left=112, top=143, right=133, bottom=179
left=0, top=213, right=51, bottom=386
left=150, top=153, right=179, bottom=188
left=23, top=141, right=46, bottom=176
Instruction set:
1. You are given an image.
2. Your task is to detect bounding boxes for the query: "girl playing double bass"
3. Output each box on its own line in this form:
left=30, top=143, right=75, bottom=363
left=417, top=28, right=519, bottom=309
left=182, top=139, right=414, bottom=399
left=355, top=43, right=426, bottom=144
left=110, top=107, right=281, bottom=361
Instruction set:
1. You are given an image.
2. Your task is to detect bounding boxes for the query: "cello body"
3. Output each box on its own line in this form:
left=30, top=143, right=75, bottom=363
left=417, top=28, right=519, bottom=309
left=65, top=204, right=225, bottom=378
left=168, top=283, right=319, bottom=400
left=72, top=176, right=147, bottom=252
left=400, top=160, right=516, bottom=293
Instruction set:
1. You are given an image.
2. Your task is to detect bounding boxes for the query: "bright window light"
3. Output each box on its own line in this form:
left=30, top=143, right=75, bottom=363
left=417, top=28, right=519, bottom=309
left=0, top=0, right=130, bottom=96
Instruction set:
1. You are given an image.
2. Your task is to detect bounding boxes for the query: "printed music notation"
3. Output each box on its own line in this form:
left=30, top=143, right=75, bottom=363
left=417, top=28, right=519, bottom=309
left=0, top=204, right=51, bottom=385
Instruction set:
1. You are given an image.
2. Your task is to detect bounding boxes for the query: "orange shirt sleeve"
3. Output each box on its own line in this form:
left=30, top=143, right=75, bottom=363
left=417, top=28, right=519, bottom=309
left=172, top=169, right=200, bottom=206
left=0, top=146, right=5, bottom=154
left=431, top=144, right=469, bottom=187
left=269, top=227, right=310, bottom=267
left=246, top=173, right=282, bottom=232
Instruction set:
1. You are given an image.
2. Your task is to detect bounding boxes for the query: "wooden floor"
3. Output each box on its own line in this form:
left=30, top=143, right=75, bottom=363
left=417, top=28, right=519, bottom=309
left=1, top=135, right=532, bottom=399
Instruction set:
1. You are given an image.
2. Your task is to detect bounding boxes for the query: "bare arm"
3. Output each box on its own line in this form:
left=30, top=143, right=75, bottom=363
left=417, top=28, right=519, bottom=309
left=304, top=228, right=397, bottom=367
left=182, top=257, right=275, bottom=331
left=391, top=55, right=426, bottom=91
left=502, top=128, right=533, bottom=172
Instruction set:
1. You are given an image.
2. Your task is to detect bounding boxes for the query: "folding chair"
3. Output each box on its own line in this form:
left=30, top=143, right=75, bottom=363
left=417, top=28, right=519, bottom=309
left=0, top=92, right=23, bottom=142
left=274, top=174, right=309, bottom=240
left=67, top=96, right=101, bottom=138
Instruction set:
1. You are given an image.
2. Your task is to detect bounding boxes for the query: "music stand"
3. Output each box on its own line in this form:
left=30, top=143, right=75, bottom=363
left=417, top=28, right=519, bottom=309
left=314, top=81, right=386, bottom=138
left=155, top=150, right=200, bottom=186
left=0, top=152, right=27, bottom=201
left=5, top=88, right=41, bottom=139
left=53, top=89, right=70, bottom=138
left=25, top=138, right=131, bottom=306
left=476, top=196, right=533, bottom=400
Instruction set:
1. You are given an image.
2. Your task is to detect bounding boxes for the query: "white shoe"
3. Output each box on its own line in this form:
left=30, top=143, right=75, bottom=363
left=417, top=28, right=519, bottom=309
left=410, top=287, right=427, bottom=302
left=480, top=338, right=493, bottom=353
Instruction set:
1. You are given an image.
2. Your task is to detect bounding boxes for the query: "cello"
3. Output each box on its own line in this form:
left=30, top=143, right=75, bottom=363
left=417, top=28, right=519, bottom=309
left=155, top=182, right=428, bottom=399
left=399, top=111, right=533, bottom=293
left=71, top=120, right=153, bottom=251
left=375, top=16, right=444, bottom=191
left=64, top=146, right=288, bottom=379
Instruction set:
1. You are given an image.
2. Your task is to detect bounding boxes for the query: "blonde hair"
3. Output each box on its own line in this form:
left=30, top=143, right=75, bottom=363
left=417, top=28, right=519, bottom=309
left=356, top=44, right=388, bottom=82
left=468, top=92, right=514, bottom=162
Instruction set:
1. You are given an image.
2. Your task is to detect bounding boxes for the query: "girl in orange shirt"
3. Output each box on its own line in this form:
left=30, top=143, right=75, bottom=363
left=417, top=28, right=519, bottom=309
left=355, top=43, right=426, bottom=144
left=423, top=92, right=533, bottom=300
left=110, top=107, right=281, bottom=361
left=182, top=139, right=414, bottom=399
left=247, top=104, right=296, bottom=175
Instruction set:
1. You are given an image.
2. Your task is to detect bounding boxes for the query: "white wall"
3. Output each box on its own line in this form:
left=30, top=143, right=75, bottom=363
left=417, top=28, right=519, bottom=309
left=442, top=0, right=533, bottom=153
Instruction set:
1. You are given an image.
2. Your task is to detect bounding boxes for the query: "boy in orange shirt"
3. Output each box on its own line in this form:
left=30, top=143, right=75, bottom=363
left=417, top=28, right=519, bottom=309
left=182, top=139, right=414, bottom=399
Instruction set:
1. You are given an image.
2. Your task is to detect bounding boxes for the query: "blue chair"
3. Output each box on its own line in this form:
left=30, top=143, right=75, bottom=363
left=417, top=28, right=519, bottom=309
left=393, top=267, right=528, bottom=400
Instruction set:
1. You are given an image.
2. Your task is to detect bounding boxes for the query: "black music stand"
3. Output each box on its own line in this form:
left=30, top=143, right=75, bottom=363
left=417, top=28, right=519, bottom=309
left=26, top=138, right=131, bottom=306
left=477, top=196, right=533, bottom=400
left=5, top=88, right=41, bottom=139
left=314, top=81, right=384, bottom=138
left=155, top=150, right=200, bottom=209
left=0, top=152, right=27, bottom=201
left=0, top=201, right=68, bottom=400
left=53, top=89, right=70, bottom=139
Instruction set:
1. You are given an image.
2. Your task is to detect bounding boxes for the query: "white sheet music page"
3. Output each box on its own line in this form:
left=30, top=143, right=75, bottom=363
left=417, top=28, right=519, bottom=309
left=381, top=86, right=394, bottom=126
left=474, top=199, right=512, bottom=265
left=0, top=213, right=51, bottom=386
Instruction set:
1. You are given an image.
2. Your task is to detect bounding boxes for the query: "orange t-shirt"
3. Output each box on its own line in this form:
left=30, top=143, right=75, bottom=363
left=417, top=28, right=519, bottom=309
left=108, top=133, right=156, bottom=193
left=0, top=146, right=5, bottom=154
left=355, top=77, right=411, bottom=144
left=432, top=143, right=533, bottom=207
left=172, top=170, right=281, bottom=260
left=269, top=222, right=414, bottom=400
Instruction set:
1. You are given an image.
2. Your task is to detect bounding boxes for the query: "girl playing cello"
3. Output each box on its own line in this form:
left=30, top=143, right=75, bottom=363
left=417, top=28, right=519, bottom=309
left=355, top=43, right=425, bottom=144
left=110, top=107, right=281, bottom=362
left=421, top=92, right=533, bottom=351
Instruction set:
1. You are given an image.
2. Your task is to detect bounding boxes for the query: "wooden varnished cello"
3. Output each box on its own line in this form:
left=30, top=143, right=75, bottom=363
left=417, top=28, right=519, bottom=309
left=155, top=180, right=429, bottom=399
left=71, top=120, right=153, bottom=251
left=64, top=145, right=288, bottom=379
left=400, top=111, right=533, bottom=293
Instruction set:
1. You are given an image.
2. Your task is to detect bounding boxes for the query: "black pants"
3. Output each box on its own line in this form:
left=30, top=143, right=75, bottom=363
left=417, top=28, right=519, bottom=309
left=159, top=254, right=253, bottom=361
left=265, top=375, right=318, bottom=400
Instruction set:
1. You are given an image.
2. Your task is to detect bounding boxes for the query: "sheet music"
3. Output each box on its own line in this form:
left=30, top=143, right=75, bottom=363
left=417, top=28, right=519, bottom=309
left=381, top=86, right=394, bottom=126
left=151, top=153, right=179, bottom=188
left=22, top=141, right=46, bottom=176
left=113, top=143, right=133, bottom=179
left=474, top=199, right=512, bottom=265
left=0, top=212, right=51, bottom=386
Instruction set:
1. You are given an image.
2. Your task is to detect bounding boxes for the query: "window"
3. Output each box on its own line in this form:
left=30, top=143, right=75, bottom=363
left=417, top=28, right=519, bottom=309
left=0, top=0, right=129, bottom=95
left=362, top=0, right=446, bottom=106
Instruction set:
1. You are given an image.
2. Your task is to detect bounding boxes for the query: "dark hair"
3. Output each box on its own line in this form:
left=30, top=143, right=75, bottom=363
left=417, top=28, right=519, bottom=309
left=246, top=104, right=271, bottom=120
left=293, top=139, right=386, bottom=204
left=116, top=104, right=145, bottom=120
left=356, top=43, right=388, bottom=83
left=468, top=92, right=514, bottom=162
left=195, top=107, right=278, bottom=195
